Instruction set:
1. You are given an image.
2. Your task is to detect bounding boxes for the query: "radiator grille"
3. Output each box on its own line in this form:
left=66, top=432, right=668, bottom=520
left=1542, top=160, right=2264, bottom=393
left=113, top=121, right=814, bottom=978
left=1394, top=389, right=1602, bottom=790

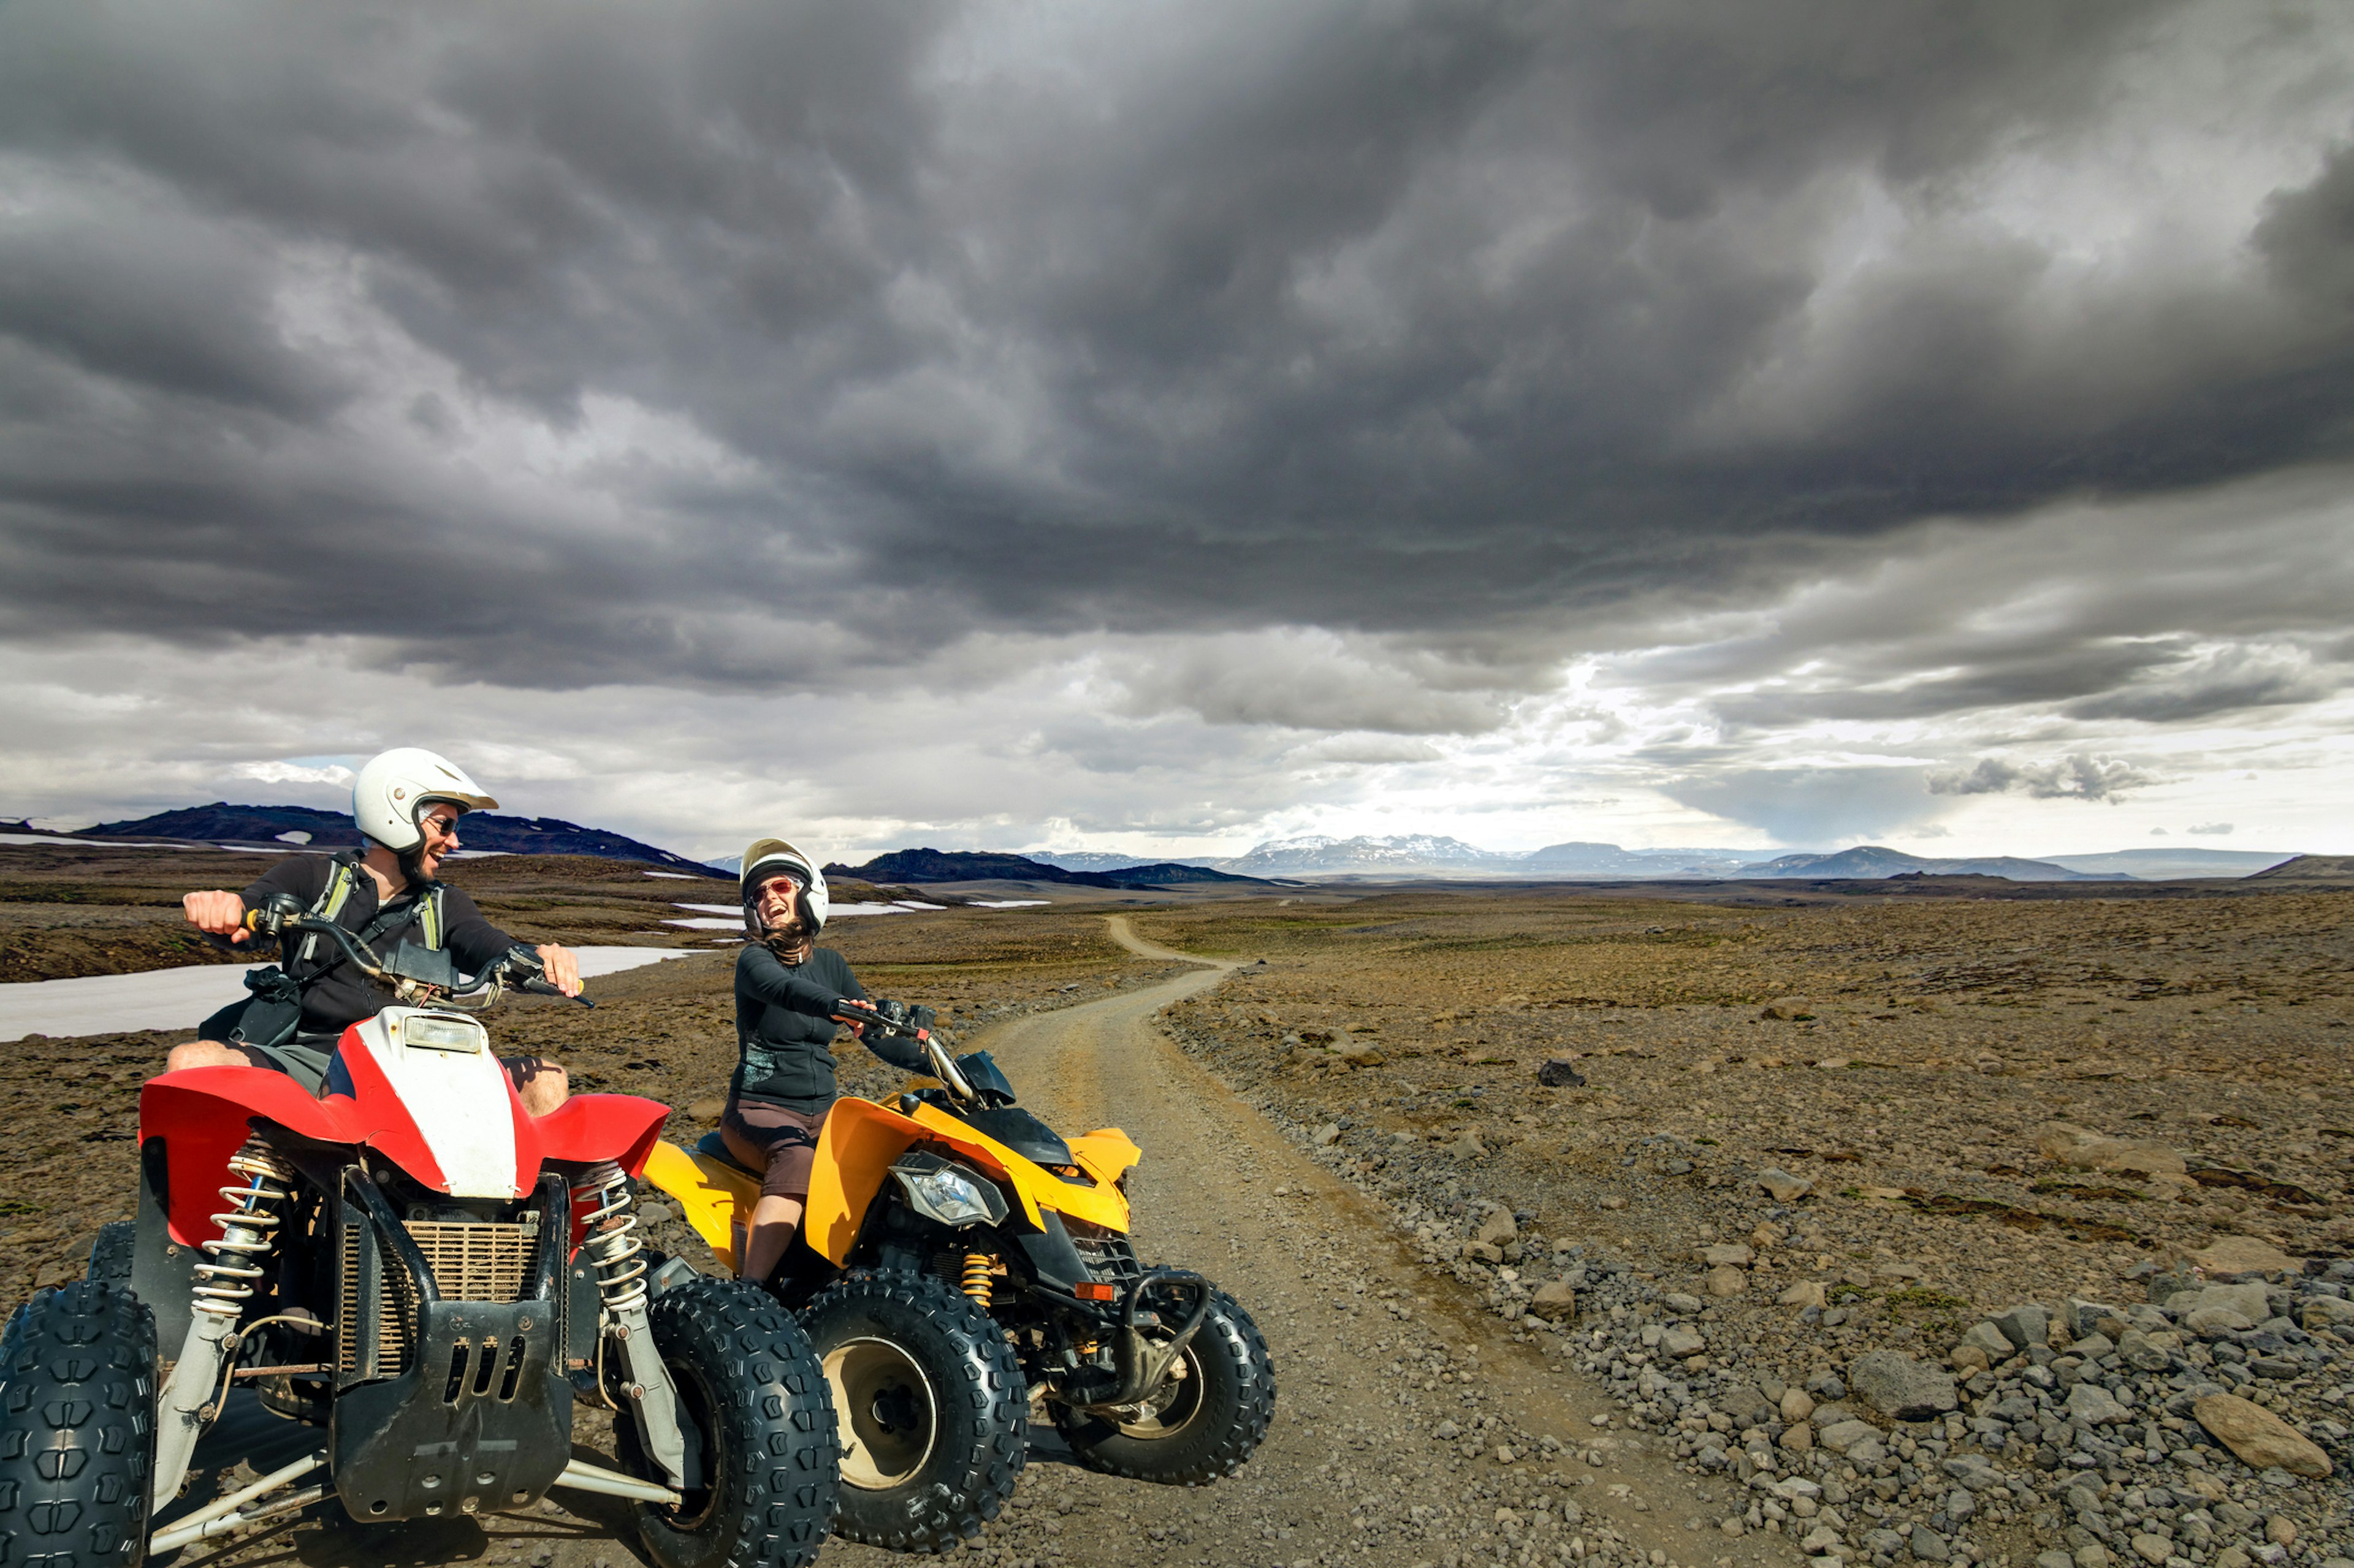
left=1062, top=1222, right=1141, bottom=1288
left=338, top=1220, right=536, bottom=1376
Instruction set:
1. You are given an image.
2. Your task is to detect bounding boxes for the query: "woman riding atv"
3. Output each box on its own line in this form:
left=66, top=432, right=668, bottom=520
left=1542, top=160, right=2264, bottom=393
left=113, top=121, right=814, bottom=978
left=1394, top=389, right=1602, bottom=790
left=724, top=837, right=927, bottom=1281
left=653, top=842, right=1275, bottom=1555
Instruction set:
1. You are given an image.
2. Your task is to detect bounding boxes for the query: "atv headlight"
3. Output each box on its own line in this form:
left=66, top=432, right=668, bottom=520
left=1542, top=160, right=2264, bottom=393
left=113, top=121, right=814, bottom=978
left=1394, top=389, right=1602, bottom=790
left=395, top=1011, right=488, bottom=1054
left=889, top=1157, right=1010, bottom=1228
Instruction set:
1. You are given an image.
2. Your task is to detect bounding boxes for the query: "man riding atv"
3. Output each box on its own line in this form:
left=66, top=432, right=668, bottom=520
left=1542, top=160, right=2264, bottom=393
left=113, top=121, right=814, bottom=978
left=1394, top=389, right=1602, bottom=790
left=722, top=837, right=930, bottom=1281
left=166, top=747, right=581, bottom=1112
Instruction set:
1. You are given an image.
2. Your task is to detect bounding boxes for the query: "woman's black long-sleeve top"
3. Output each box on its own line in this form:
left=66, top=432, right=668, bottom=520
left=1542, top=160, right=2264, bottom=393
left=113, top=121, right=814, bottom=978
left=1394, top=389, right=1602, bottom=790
left=729, top=943, right=924, bottom=1114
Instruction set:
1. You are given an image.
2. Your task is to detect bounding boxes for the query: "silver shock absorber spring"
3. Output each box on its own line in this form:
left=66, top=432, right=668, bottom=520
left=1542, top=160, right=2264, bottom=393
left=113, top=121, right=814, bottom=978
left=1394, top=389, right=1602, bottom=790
left=571, top=1158, right=698, bottom=1489
left=192, top=1140, right=299, bottom=1320
left=570, top=1160, right=647, bottom=1316
left=155, top=1136, right=300, bottom=1508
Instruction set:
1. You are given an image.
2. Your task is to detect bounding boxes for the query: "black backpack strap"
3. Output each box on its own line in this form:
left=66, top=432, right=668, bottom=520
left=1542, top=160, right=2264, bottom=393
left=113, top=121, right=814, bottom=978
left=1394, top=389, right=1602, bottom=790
left=292, top=851, right=362, bottom=967
left=351, top=880, right=446, bottom=951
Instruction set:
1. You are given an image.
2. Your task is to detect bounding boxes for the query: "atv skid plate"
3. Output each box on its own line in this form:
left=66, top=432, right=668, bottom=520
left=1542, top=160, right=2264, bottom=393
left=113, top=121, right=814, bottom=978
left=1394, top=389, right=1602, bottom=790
left=330, top=1170, right=573, bottom=1521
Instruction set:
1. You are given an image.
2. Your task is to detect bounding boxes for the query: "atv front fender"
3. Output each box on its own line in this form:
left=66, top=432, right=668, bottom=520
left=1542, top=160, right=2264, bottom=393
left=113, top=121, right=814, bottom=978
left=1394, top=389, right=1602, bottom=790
left=642, top=1139, right=756, bottom=1274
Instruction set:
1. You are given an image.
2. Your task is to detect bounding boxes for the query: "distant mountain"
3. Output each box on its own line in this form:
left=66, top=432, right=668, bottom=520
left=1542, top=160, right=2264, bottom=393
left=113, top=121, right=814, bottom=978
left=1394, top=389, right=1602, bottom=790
left=1116, top=862, right=1271, bottom=886
left=72, top=801, right=724, bottom=876
left=1520, top=841, right=1780, bottom=877
left=2243, top=854, right=2354, bottom=884
left=2038, top=848, right=2298, bottom=880
left=1737, top=846, right=2110, bottom=881
left=826, top=848, right=1271, bottom=889
left=1205, top=834, right=1785, bottom=879
left=1029, top=850, right=1221, bottom=873
left=825, top=848, right=1129, bottom=886
left=1216, top=834, right=1509, bottom=875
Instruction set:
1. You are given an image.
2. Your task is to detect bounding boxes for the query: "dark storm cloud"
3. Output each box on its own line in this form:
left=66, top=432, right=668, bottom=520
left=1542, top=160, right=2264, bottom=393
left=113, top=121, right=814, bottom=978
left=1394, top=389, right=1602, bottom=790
left=1658, top=766, right=1938, bottom=845
left=1927, top=755, right=2156, bottom=802
left=0, top=0, right=2350, bottom=719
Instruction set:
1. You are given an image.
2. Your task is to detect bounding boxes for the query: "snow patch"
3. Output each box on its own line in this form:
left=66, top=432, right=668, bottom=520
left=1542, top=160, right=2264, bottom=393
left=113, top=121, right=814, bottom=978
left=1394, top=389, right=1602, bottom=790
left=0, top=946, right=698, bottom=1043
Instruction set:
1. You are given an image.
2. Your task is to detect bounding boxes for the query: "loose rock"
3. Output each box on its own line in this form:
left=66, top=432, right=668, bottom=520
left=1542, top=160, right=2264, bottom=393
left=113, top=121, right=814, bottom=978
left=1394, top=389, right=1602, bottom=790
left=2193, top=1393, right=2336, bottom=1479
left=1848, top=1350, right=1959, bottom=1421
left=2064, top=1382, right=2128, bottom=1426
left=2192, top=1235, right=2299, bottom=1277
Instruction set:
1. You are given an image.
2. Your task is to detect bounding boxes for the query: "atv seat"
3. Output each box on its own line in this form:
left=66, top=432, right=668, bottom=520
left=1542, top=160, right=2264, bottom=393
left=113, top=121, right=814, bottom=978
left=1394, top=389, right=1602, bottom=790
left=695, top=1130, right=763, bottom=1181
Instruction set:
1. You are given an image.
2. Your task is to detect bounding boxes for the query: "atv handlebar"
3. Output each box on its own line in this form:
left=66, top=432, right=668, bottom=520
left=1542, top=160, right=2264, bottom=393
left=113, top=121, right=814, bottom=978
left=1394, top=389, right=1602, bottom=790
left=236, top=900, right=590, bottom=1011
left=839, top=997, right=975, bottom=1102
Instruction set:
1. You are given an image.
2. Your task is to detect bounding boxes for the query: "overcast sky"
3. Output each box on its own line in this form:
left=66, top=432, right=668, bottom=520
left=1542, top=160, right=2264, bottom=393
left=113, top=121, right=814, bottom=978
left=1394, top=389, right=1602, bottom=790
left=4, top=0, right=2352, bottom=862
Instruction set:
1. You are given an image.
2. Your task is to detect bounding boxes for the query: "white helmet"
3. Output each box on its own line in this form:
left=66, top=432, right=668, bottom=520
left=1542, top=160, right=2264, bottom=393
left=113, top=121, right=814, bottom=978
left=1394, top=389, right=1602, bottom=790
left=352, top=748, right=498, bottom=853
left=741, top=837, right=830, bottom=935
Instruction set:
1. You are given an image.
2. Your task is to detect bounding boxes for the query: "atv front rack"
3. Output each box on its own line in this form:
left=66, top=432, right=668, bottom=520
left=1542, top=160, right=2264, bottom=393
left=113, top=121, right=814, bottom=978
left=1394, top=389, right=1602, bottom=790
left=1065, top=1266, right=1212, bottom=1412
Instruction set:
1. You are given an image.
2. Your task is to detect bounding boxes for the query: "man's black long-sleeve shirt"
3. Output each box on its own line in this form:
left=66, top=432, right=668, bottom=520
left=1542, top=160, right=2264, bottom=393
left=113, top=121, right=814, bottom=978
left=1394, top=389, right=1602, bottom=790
left=238, top=855, right=520, bottom=1037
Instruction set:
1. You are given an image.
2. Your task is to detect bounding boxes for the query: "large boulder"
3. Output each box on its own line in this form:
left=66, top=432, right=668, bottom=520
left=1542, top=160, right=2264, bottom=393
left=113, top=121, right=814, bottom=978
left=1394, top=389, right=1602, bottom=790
left=2034, top=1121, right=2186, bottom=1177
left=2189, top=1236, right=2299, bottom=1278
left=2165, top=1282, right=2272, bottom=1322
left=1848, top=1351, right=1959, bottom=1421
left=2192, top=1394, right=2334, bottom=1479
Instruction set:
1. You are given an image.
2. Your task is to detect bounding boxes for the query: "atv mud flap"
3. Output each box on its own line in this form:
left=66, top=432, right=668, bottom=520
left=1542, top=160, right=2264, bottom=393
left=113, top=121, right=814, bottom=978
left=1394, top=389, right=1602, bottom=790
left=330, top=1173, right=573, bottom=1522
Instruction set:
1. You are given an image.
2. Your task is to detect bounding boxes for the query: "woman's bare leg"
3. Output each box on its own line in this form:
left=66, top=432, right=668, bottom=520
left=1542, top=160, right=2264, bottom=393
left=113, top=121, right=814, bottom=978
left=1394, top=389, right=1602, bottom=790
left=742, top=1195, right=804, bottom=1282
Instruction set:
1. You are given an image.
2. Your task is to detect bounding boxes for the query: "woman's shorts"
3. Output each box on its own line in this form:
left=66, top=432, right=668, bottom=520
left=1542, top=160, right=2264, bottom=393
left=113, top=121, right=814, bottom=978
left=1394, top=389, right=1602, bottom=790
left=721, top=1100, right=829, bottom=1201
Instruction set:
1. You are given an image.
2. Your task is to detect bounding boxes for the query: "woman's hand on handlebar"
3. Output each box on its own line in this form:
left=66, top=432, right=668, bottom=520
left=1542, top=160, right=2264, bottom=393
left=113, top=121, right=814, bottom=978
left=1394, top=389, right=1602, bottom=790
left=831, top=997, right=877, bottom=1037
left=533, top=943, right=582, bottom=999
left=183, top=890, right=251, bottom=943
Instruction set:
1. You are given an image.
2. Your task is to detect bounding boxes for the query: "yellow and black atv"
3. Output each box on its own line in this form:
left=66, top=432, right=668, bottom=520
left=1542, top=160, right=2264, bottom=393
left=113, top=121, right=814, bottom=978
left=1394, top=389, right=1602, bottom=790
left=643, top=1004, right=1274, bottom=1553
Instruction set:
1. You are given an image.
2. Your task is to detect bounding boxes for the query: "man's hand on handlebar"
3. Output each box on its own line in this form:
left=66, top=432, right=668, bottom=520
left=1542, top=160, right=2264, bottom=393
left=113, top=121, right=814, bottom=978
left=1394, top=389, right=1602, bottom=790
left=533, top=943, right=582, bottom=999
left=183, top=890, right=251, bottom=943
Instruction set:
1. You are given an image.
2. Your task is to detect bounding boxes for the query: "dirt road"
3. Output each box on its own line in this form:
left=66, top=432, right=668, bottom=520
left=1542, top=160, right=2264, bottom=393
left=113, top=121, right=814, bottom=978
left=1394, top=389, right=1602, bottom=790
left=171, top=916, right=1760, bottom=1568
left=818, top=917, right=1759, bottom=1568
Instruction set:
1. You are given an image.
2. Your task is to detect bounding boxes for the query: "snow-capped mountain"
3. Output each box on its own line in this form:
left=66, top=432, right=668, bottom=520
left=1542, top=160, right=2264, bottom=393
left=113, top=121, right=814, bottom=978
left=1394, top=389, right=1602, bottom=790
left=1027, top=850, right=1219, bottom=873
left=1214, top=834, right=1508, bottom=875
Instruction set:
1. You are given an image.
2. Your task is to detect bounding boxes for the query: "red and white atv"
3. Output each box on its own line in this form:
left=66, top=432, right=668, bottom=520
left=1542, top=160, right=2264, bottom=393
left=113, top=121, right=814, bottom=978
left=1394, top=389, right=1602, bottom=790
left=0, top=902, right=839, bottom=1566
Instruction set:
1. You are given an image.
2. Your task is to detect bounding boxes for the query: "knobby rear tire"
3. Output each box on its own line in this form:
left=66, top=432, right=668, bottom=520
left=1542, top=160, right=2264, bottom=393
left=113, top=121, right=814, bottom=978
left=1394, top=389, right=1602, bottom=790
left=88, top=1222, right=136, bottom=1290
left=618, top=1276, right=839, bottom=1568
left=1053, top=1286, right=1273, bottom=1485
left=0, top=1280, right=159, bottom=1566
left=799, top=1269, right=1026, bottom=1553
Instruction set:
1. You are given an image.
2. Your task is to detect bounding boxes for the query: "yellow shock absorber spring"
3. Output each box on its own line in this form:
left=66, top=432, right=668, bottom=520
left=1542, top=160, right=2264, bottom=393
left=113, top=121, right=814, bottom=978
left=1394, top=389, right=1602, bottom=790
left=961, top=1250, right=994, bottom=1308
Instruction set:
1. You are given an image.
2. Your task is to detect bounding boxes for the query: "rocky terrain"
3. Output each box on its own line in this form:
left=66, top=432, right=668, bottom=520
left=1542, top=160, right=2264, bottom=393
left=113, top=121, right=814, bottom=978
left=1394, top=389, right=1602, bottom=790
left=1, top=869, right=2347, bottom=1568
left=1136, top=887, right=2352, bottom=1567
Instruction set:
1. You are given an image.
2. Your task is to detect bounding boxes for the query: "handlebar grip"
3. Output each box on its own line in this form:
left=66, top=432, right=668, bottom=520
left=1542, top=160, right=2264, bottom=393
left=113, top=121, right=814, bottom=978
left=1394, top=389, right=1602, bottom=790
left=522, top=978, right=594, bottom=1008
